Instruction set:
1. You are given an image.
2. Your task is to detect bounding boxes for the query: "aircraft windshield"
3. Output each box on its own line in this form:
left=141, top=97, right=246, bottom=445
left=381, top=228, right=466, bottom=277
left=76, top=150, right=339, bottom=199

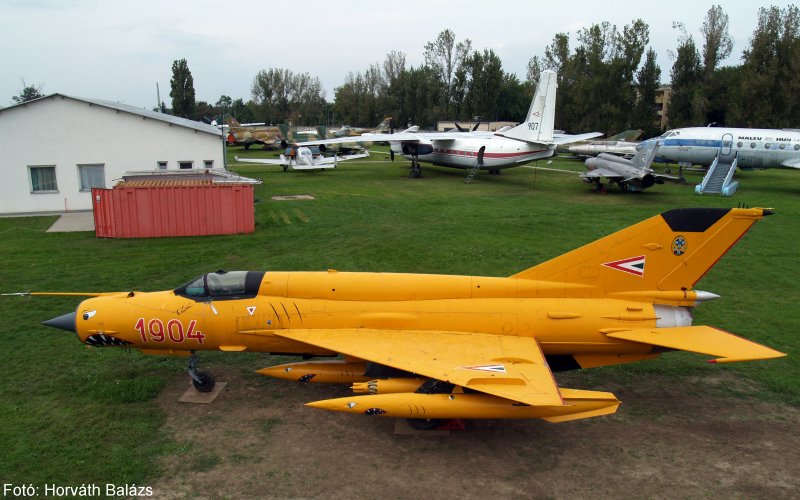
left=175, top=270, right=264, bottom=300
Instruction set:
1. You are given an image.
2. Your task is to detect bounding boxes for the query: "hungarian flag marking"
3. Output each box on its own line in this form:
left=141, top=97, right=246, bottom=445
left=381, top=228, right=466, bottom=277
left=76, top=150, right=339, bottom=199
left=462, top=364, right=507, bottom=374
left=602, top=255, right=645, bottom=277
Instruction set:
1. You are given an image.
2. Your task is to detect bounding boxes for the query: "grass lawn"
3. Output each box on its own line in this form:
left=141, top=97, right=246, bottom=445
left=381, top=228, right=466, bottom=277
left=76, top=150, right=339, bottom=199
left=1, top=144, right=797, bottom=486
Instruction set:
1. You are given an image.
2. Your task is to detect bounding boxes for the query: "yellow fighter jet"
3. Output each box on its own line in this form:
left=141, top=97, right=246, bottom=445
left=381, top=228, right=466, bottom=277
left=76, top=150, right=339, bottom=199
left=34, top=208, right=784, bottom=429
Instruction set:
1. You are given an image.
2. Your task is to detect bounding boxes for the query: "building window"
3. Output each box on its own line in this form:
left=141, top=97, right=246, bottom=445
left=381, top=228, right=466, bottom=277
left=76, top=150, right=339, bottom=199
left=29, top=165, right=58, bottom=193
left=78, top=164, right=105, bottom=191
left=157, top=161, right=168, bottom=169
left=179, top=161, right=193, bottom=169
left=203, top=160, right=214, bottom=169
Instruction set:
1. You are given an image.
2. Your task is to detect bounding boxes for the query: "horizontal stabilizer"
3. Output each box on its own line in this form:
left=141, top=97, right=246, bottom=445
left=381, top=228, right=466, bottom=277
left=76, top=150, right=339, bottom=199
left=605, top=326, right=786, bottom=362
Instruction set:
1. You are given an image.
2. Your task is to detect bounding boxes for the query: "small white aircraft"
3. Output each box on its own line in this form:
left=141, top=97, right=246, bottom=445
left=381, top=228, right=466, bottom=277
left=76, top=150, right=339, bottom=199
left=581, top=142, right=678, bottom=192
left=235, top=147, right=369, bottom=172
left=296, top=71, right=602, bottom=178
left=644, top=127, right=800, bottom=170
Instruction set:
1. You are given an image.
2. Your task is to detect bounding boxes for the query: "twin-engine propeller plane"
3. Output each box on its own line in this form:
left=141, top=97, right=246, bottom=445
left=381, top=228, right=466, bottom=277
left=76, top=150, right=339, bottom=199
left=294, top=70, right=602, bottom=178
left=26, top=208, right=784, bottom=430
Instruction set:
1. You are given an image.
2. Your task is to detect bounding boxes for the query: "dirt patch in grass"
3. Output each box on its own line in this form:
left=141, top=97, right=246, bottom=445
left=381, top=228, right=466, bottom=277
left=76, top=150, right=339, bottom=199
left=271, top=195, right=315, bottom=201
left=150, top=368, right=800, bottom=499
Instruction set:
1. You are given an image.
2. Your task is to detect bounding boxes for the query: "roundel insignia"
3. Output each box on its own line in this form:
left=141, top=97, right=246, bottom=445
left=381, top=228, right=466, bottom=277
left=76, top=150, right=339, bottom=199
left=672, top=235, right=687, bottom=256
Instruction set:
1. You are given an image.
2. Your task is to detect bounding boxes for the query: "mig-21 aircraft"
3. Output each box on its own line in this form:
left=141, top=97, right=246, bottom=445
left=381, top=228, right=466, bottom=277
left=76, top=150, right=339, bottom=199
left=24, top=208, right=784, bottom=430
left=581, top=142, right=680, bottom=192
left=226, top=118, right=283, bottom=149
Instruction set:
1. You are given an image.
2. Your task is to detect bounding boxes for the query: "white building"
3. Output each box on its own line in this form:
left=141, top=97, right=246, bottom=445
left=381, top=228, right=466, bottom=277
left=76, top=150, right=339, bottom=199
left=0, top=94, right=224, bottom=214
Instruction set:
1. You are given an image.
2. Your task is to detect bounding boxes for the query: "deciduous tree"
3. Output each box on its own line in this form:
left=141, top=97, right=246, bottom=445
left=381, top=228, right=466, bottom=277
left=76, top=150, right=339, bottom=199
left=11, top=80, right=44, bottom=104
left=169, top=59, right=196, bottom=119
left=634, top=48, right=662, bottom=136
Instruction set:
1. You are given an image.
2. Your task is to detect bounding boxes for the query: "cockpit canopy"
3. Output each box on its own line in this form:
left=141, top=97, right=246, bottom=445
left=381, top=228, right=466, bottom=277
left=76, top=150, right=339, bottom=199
left=174, top=270, right=264, bottom=300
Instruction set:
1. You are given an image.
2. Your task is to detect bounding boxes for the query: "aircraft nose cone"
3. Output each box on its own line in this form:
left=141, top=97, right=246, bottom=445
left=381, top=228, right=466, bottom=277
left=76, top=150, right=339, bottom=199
left=42, top=312, right=77, bottom=333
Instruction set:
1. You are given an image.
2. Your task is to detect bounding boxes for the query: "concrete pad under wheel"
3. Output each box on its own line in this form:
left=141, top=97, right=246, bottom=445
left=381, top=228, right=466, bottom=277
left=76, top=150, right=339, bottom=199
left=178, top=382, right=227, bottom=404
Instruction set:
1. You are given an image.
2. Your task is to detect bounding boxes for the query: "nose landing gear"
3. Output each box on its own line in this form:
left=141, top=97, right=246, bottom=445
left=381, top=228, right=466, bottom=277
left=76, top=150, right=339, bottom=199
left=188, top=352, right=216, bottom=393
left=409, top=155, right=422, bottom=178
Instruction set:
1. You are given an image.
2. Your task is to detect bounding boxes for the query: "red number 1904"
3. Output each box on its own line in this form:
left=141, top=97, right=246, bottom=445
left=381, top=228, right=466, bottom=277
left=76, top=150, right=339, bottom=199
left=134, top=318, right=205, bottom=344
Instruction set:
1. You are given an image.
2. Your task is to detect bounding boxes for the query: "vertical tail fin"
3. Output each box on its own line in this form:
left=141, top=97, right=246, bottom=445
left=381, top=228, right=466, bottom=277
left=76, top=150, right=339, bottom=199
left=512, top=208, right=772, bottom=293
left=278, top=124, right=290, bottom=142
left=374, top=117, right=391, bottom=132
left=630, top=141, right=660, bottom=171
left=497, top=70, right=556, bottom=143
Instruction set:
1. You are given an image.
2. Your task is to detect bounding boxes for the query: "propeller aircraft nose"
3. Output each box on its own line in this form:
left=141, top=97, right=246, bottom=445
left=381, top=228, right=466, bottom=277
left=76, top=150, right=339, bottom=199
left=42, top=311, right=77, bottom=333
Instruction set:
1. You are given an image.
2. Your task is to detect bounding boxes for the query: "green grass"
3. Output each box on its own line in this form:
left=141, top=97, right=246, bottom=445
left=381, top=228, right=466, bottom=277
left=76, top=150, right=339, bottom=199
left=1, top=145, right=798, bottom=485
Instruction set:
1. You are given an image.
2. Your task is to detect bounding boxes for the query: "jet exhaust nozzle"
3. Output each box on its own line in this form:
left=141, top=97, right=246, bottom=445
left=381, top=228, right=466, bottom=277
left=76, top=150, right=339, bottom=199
left=42, top=312, right=77, bottom=333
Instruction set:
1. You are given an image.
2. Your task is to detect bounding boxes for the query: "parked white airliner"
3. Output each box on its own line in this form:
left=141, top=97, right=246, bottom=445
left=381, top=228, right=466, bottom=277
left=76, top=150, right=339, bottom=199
left=297, top=71, right=601, bottom=177
left=644, top=127, right=800, bottom=170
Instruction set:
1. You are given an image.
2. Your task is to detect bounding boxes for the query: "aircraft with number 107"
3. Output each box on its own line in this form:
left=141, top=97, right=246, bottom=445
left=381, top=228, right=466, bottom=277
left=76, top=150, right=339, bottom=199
left=297, top=70, right=602, bottom=177
left=23, top=207, right=784, bottom=430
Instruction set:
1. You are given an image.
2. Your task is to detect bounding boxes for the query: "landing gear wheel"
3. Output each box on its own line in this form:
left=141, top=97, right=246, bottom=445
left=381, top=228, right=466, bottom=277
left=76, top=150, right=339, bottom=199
left=192, top=371, right=216, bottom=393
left=406, top=418, right=444, bottom=431
left=404, top=379, right=452, bottom=430
left=408, top=158, right=422, bottom=178
left=187, top=352, right=215, bottom=393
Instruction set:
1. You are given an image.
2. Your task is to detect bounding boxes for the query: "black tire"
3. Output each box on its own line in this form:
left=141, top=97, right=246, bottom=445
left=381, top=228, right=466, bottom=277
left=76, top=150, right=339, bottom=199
left=192, top=371, right=216, bottom=393
left=406, top=418, right=443, bottom=431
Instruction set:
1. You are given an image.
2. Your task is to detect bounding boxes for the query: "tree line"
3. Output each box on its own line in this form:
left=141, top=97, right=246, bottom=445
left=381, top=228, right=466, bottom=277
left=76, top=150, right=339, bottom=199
left=12, top=5, right=799, bottom=136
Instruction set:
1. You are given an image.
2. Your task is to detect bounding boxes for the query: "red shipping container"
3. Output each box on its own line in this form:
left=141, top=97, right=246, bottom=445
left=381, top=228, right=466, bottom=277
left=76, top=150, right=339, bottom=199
left=92, top=184, right=254, bottom=238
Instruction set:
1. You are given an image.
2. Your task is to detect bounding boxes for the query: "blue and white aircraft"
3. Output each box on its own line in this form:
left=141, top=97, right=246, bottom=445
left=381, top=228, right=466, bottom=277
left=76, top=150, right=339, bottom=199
left=644, top=127, right=800, bottom=170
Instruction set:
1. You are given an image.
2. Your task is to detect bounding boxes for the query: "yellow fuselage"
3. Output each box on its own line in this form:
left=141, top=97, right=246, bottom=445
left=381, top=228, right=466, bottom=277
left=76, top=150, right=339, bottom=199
left=75, top=271, right=681, bottom=361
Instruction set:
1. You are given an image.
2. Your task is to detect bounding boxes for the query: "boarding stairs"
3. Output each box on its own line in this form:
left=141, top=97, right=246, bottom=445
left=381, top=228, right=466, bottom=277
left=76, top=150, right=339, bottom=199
left=695, top=149, right=739, bottom=196
left=464, top=159, right=482, bottom=183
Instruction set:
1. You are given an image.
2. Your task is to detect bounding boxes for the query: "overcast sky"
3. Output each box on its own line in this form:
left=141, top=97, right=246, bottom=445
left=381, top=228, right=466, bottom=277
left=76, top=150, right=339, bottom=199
left=0, top=0, right=778, bottom=110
